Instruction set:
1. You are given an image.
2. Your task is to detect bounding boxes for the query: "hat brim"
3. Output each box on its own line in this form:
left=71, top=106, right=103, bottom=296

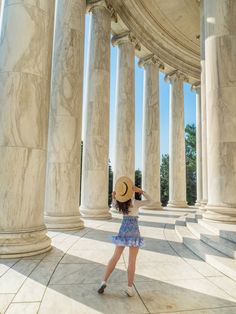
left=115, top=176, right=133, bottom=202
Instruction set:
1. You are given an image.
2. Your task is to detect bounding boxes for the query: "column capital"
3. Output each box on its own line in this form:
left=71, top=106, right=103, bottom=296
left=164, top=70, right=188, bottom=83
left=191, top=81, right=201, bottom=93
left=138, top=54, right=164, bottom=70
left=111, top=31, right=141, bottom=51
left=86, top=0, right=117, bottom=20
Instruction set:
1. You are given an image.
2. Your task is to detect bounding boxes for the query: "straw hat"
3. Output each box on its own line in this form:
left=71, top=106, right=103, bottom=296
left=115, top=176, right=134, bottom=202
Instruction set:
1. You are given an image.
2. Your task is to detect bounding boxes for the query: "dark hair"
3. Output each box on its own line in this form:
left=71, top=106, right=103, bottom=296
left=115, top=199, right=132, bottom=215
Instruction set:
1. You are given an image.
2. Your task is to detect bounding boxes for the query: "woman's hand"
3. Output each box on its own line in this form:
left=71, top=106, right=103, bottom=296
left=112, top=191, right=116, bottom=199
left=132, top=186, right=143, bottom=194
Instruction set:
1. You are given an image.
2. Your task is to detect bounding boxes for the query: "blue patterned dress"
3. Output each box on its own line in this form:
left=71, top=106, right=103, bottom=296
left=111, top=192, right=151, bottom=248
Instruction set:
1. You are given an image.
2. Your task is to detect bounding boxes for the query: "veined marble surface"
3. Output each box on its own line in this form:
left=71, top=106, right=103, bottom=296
left=141, top=59, right=162, bottom=210
left=167, top=72, right=187, bottom=208
left=80, top=3, right=111, bottom=219
left=200, top=0, right=208, bottom=207
left=113, top=33, right=135, bottom=185
left=44, top=0, right=85, bottom=230
left=0, top=0, right=55, bottom=257
left=0, top=0, right=3, bottom=37
left=204, top=0, right=236, bottom=222
left=195, top=86, right=203, bottom=206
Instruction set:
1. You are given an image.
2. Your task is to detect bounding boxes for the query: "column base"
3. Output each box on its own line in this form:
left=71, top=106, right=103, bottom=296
left=195, top=200, right=201, bottom=207
left=167, top=201, right=188, bottom=208
left=80, top=207, right=112, bottom=220
left=140, top=202, right=163, bottom=210
left=45, top=215, right=84, bottom=231
left=203, top=205, right=236, bottom=223
left=199, top=200, right=207, bottom=211
left=0, top=226, right=51, bottom=259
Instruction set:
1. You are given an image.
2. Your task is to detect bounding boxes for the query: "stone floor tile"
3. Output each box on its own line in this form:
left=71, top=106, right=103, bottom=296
left=69, top=238, right=114, bottom=251
left=162, top=307, right=236, bottom=314
left=134, top=250, right=181, bottom=264
left=0, top=259, right=19, bottom=277
left=22, top=253, right=47, bottom=260
left=138, top=226, right=165, bottom=237
left=0, top=260, right=40, bottom=294
left=135, top=280, right=236, bottom=313
left=5, top=302, right=40, bottom=314
left=134, top=260, right=204, bottom=282
left=0, top=293, right=15, bottom=313
left=49, top=262, right=127, bottom=285
left=163, top=278, right=236, bottom=301
left=60, top=249, right=124, bottom=265
left=41, top=248, right=64, bottom=262
left=38, top=283, right=148, bottom=314
left=208, top=276, right=236, bottom=300
left=13, top=261, right=58, bottom=302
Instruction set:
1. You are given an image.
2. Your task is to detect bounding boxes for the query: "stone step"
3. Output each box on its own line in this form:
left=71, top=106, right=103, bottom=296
left=175, top=216, right=236, bottom=281
left=186, top=219, right=236, bottom=259
left=198, top=219, right=236, bottom=244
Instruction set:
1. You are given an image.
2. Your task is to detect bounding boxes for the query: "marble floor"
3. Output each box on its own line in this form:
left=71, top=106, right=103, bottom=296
left=1, top=209, right=236, bottom=314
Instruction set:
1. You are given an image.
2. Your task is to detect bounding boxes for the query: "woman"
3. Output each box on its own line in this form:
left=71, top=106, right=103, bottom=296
left=97, top=176, right=152, bottom=297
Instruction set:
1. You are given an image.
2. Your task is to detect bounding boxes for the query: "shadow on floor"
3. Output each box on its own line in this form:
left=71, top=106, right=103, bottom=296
left=1, top=244, right=236, bottom=314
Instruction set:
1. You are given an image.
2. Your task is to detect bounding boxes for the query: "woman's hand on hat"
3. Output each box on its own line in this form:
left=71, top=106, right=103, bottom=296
left=132, top=186, right=143, bottom=194
left=112, top=191, right=116, bottom=199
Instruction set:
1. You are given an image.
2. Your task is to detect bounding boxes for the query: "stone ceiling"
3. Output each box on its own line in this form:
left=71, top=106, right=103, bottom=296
left=110, top=0, right=200, bottom=83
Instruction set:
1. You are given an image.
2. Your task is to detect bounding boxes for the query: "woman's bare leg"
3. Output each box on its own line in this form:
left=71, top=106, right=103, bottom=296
left=103, top=246, right=125, bottom=282
left=127, top=247, right=139, bottom=287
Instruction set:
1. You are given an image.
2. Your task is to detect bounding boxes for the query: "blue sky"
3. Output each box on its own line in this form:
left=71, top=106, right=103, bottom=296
left=83, top=15, right=196, bottom=170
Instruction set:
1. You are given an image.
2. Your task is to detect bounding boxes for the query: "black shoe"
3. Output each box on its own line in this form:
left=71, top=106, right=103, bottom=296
left=97, top=283, right=107, bottom=294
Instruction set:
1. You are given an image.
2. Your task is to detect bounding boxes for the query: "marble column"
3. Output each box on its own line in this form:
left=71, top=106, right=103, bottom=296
left=0, top=0, right=4, bottom=37
left=200, top=0, right=208, bottom=207
left=139, top=55, right=163, bottom=210
left=0, top=0, right=3, bottom=23
left=0, top=1, right=55, bottom=257
left=44, top=0, right=85, bottom=230
left=112, top=32, right=138, bottom=186
left=192, top=83, right=203, bottom=207
left=203, top=0, right=236, bottom=223
left=80, top=0, right=112, bottom=219
left=165, top=71, right=188, bottom=208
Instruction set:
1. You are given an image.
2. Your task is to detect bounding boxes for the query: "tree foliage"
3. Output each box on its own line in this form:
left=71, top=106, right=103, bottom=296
left=135, top=169, right=142, bottom=200
left=108, top=160, right=113, bottom=206
left=160, top=154, right=169, bottom=206
left=185, top=124, right=196, bottom=205
left=160, top=124, right=196, bottom=206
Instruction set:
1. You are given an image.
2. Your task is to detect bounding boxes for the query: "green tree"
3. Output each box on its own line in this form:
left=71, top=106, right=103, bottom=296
left=160, top=124, right=196, bottom=206
left=135, top=169, right=142, bottom=200
left=160, top=154, right=169, bottom=206
left=108, top=160, right=113, bottom=206
left=185, top=124, right=196, bottom=205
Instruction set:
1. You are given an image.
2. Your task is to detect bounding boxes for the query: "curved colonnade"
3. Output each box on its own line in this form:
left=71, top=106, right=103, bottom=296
left=0, top=0, right=236, bottom=258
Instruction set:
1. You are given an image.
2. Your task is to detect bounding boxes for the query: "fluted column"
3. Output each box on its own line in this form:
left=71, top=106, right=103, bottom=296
left=0, top=1, right=3, bottom=25
left=192, top=83, right=202, bottom=207
left=166, top=71, right=188, bottom=208
left=0, top=1, right=55, bottom=257
left=200, top=0, right=208, bottom=207
left=139, top=55, right=163, bottom=210
left=203, top=0, right=236, bottom=223
left=112, top=32, right=137, bottom=186
left=44, top=0, right=85, bottom=230
left=80, top=0, right=112, bottom=219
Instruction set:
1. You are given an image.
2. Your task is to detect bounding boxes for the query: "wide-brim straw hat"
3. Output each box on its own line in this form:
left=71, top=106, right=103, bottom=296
left=115, top=176, right=134, bottom=202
